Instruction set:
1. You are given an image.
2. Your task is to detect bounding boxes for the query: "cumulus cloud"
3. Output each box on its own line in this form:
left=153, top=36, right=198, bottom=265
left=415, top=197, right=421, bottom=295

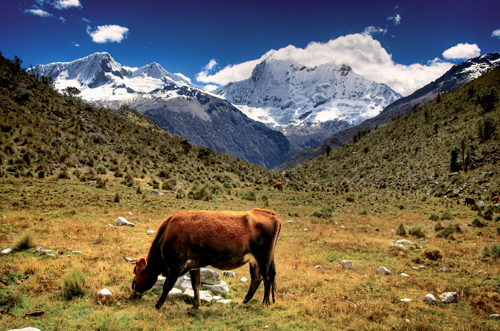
left=87, top=25, right=129, bottom=44
left=24, top=8, right=53, bottom=17
left=197, top=33, right=453, bottom=96
left=492, top=29, right=500, bottom=39
left=387, top=13, right=401, bottom=25
left=442, top=43, right=481, bottom=60
left=52, top=0, right=81, bottom=10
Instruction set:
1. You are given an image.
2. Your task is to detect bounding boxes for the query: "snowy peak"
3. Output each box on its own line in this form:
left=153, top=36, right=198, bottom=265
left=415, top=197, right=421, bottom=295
left=32, top=52, right=196, bottom=100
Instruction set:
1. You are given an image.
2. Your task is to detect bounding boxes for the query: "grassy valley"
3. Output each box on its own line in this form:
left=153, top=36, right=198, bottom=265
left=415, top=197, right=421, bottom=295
left=1, top=55, right=500, bottom=330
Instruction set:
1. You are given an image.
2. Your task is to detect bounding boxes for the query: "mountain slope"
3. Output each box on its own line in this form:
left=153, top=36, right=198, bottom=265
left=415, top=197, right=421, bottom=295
left=215, top=58, right=401, bottom=149
left=276, top=52, right=500, bottom=171
left=32, top=52, right=296, bottom=169
left=285, top=65, right=500, bottom=198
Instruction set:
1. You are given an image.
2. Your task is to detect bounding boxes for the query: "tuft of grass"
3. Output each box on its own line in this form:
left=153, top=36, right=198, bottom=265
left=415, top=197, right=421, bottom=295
left=240, top=191, right=257, bottom=201
left=311, top=206, right=333, bottom=218
left=395, top=223, right=407, bottom=236
left=472, top=217, right=487, bottom=227
left=62, top=269, right=86, bottom=300
left=12, top=231, right=35, bottom=251
left=408, top=223, right=427, bottom=238
left=114, top=193, right=120, bottom=203
left=423, top=247, right=443, bottom=261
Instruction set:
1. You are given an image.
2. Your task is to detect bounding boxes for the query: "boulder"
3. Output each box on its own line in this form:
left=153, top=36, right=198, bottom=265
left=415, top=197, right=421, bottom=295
left=377, top=266, right=391, bottom=275
left=341, top=260, right=354, bottom=269
left=167, top=288, right=183, bottom=298
left=183, top=289, right=212, bottom=304
left=115, top=217, right=134, bottom=227
left=424, top=294, right=436, bottom=304
left=439, top=292, right=459, bottom=303
left=202, top=280, right=229, bottom=295
left=200, top=268, right=221, bottom=285
left=151, top=191, right=164, bottom=196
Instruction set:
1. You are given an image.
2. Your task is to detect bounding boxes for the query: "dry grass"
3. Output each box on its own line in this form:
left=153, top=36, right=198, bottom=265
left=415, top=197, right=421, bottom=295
left=1, top=177, right=500, bottom=330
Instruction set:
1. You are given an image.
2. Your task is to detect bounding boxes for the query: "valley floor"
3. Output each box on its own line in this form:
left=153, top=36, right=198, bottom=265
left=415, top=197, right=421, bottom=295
left=0, top=177, right=499, bottom=330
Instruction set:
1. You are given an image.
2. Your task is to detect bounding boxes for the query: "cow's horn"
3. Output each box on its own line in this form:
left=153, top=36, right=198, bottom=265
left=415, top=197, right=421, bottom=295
left=123, top=255, right=138, bottom=264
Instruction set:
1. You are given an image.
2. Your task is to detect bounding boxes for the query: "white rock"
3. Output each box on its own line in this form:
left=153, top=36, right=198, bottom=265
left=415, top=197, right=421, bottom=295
left=71, top=251, right=82, bottom=255
left=439, top=292, right=459, bottom=303
left=400, top=273, right=410, bottom=277
left=400, top=298, right=412, bottom=302
left=314, top=265, right=322, bottom=269
left=108, top=224, right=114, bottom=227
left=341, top=260, right=354, bottom=269
left=377, top=266, right=391, bottom=275
left=200, top=268, right=221, bottom=285
left=490, top=314, right=500, bottom=318
left=340, top=225, right=345, bottom=229
left=168, top=288, right=182, bottom=298
left=202, top=281, right=229, bottom=295
left=1, top=248, right=12, bottom=254
left=216, top=299, right=232, bottom=304
left=180, top=278, right=193, bottom=290
left=8, top=328, right=41, bottom=331
left=332, top=231, right=336, bottom=234
left=183, top=289, right=212, bottom=304
left=286, top=220, right=294, bottom=223
left=128, top=212, right=133, bottom=215
left=147, top=230, right=155, bottom=235
left=213, top=295, right=222, bottom=300
left=115, top=217, right=134, bottom=227
left=396, top=239, right=414, bottom=245
left=389, top=243, right=407, bottom=250
left=241, top=277, right=248, bottom=282
left=47, top=253, right=56, bottom=257
left=439, top=267, right=449, bottom=272
left=223, top=271, right=237, bottom=278
left=98, top=288, right=112, bottom=296
left=151, top=191, right=164, bottom=196
left=303, top=228, right=308, bottom=231
left=424, top=294, right=436, bottom=304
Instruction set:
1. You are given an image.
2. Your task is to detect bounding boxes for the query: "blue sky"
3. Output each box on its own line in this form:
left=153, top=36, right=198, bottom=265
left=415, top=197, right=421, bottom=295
left=2, top=0, right=499, bottom=95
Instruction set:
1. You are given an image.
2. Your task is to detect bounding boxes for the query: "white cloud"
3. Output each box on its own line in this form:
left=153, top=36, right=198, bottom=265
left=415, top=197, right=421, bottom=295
left=197, top=33, right=453, bottom=96
left=362, top=26, right=387, bottom=36
left=58, top=16, right=65, bottom=23
left=24, top=8, right=53, bottom=17
left=87, top=25, right=129, bottom=44
left=492, top=29, right=500, bottom=39
left=387, top=13, right=401, bottom=25
left=442, top=43, right=481, bottom=60
left=81, top=17, right=91, bottom=23
left=52, top=0, right=81, bottom=10
left=204, top=59, right=218, bottom=71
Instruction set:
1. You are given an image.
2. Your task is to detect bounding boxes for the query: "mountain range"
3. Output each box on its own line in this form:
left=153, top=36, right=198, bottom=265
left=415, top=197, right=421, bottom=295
left=275, top=52, right=500, bottom=171
left=215, top=58, right=401, bottom=149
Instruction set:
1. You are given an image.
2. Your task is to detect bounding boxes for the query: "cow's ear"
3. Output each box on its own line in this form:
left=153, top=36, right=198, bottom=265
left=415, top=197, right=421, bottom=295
left=137, top=257, right=147, bottom=271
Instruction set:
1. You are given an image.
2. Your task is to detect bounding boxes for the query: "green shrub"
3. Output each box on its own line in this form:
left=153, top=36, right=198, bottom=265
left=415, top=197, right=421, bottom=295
left=241, top=191, right=257, bottom=201
left=62, top=269, right=86, bottom=300
left=358, top=208, right=368, bottom=216
left=423, top=247, right=443, bottom=261
left=408, top=223, right=427, bottom=238
left=440, top=211, right=453, bottom=220
left=12, top=231, right=35, bottom=251
left=161, top=178, right=177, bottom=191
left=261, top=195, right=269, bottom=207
left=346, top=196, right=355, bottom=203
left=492, top=244, right=500, bottom=259
left=395, top=223, right=407, bottom=236
left=176, top=188, right=185, bottom=199
left=188, top=184, right=222, bottom=201
left=472, top=217, right=487, bottom=227
left=96, top=165, right=107, bottom=175
left=429, top=213, right=439, bottom=221
left=483, top=208, right=493, bottom=221
left=495, top=215, right=500, bottom=222
left=96, top=177, right=107, bottom=189
left=311, top=206, right=333, bottom=219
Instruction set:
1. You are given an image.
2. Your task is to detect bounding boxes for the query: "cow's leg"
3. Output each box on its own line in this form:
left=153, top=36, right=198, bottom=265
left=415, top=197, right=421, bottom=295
left=155, top=267, right=180, bottom=310
left=254, top=253, right=277, bottom=306
left=189, top=269, right=201, bottom=309
left=243, top=262, right=262, bottom=304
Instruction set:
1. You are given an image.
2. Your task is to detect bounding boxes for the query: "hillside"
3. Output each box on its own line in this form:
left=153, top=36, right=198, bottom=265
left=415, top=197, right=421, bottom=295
left=277, top=52, right=500, bottom=171
left=285, top=66, right=500, bottom=200
left=0, top=53, right=281, bottom=193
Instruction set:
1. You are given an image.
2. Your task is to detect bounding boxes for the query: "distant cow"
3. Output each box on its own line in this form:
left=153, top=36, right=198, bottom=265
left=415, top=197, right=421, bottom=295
left=464, top=197, right=475, bottom=206
left=124, top=209, right=282, bottom=310
left=273, top=182, right=283, bottom=192
left=492, top=196, right=499, bottom=204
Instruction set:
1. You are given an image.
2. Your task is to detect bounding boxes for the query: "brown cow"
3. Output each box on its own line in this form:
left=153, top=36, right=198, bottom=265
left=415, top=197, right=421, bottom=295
left=493, top=196, right=499, bottom=204
left=124, top=209, right=282, bottom=310
left=464, top=197, right=475, bottom=206
left=273, top=182, right=283, bottom=192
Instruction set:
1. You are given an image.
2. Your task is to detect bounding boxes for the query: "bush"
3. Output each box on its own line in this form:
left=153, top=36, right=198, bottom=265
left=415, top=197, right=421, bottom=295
left=62, top=269, right=86, bottom=300
left=395, top=223, right=407, bottom=236
left=96, top=165, right=107, bottom=175
left=423, top=247, right=443, bottom=261
left=429, top=213, right=439, bottom=221
left=483, top=208, right=494, bottom=221
left=472, top=217, right=487, bottom=227
left=241, top=191, right=257, bottom=201
left=311, top=206, right=333, bottom=219
left=96, top=177, right=107, bottom=189
left=440, top=211, right=453, bottom=220
left=188, top=184, right=222, bottom=201
left=114, top=193, right=120, bottom=203
left=176, top=188, right=185, bottom=199
left=12, top=231, right=35, bottom=251
left=161, top=178, right=177, bottom=191
left=408, top=223, right=427, bottom=238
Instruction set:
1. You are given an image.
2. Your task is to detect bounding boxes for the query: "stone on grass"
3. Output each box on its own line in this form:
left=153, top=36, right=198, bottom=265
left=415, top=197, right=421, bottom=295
left=223, top=271, right=237, bottom=278
left=168, top=288, right=182, bottom=298
left=1, top=248, right=12, bottom=254
left=400, top=298, right=412, bottom=302
left=241, top=277, right=248, bottom=282
left=490, top=314, right=500, bottom=318
left=400, top=273, right=410, bottom=277
left=183, top=289, right=212, bottom=304
left=341, top=260, right=354, bottom=269
left=439, top=292, right=459, bottom=303
left=424, top=294, right=436, bottom=304
left=98, top=288, right=112, bottom=296
left=439, top=267, right=449, bottom=272
left=180, top=278, right=193, bottom=290
left=115, top=217, right=134, bottom=227
left=200, top=268, right=221, bottom=285
left=151, top=191, right=164, bottom=196
left=216, top=299, right=232, bottom=304
left=147, top=230, right=155, bottom=235
left=71, top=251, right=82, bottom=255
left=9, top=328, right=41, bottom=331
left=396, top=239, right=414, bottom=245
left=377, top=266, right=391, bottom=275
left=150, top=276, right=166, bottom=291
left=202, top=280, right=229, bottom=295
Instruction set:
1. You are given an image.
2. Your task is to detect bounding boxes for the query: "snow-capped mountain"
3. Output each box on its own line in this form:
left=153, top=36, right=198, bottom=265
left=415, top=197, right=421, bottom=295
left=32, top=52, right=195, bottom=101
left=215, top=58, right=401, bottom=148
left=33, top=52, right=298, bottom=169
left=276, top=52, right=500, bottom=171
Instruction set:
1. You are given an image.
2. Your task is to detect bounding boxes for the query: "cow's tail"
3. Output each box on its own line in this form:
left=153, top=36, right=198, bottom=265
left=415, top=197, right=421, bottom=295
left=269, top=259, right=277, bottom=303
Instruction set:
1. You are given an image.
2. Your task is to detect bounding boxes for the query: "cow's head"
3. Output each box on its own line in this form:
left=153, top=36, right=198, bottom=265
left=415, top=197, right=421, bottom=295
left=124, top=256, right=158, bottom=298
